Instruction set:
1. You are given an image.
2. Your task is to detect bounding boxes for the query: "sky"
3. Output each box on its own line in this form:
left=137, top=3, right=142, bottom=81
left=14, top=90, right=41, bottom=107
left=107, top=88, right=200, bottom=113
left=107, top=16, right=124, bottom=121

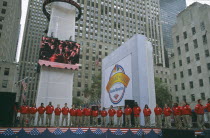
left=16, top=0, right=210, bottom=62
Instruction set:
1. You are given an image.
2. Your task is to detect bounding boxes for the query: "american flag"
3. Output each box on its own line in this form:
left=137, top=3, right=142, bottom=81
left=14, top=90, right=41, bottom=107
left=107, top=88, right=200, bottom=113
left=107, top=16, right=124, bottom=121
left=21, top=92, right=27, bottom=103
left=22, top=80, right=27, bottom=92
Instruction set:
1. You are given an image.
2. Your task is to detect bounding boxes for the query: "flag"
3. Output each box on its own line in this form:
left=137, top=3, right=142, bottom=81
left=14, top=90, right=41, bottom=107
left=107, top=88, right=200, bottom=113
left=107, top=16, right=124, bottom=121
left=22, top=80, right=27, bottom=92
left=21, top=92, right=26, bottom=103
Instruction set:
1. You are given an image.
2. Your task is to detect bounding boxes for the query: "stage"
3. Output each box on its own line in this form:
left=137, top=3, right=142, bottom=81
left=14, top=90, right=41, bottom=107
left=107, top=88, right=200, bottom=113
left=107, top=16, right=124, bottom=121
left=0, top=127, right=205, bottom=137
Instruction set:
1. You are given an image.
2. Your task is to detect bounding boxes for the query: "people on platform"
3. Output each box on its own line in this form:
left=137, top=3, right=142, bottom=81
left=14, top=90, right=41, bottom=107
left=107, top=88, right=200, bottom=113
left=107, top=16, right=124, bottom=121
left=101, top=107, right=108, bottom=127
left=108, top=105, right=116, bottom=127
left=69, top=105, right=77, bottom=127
left=172, top=103, right=182, bottom=129
left=143, top=104, right=151, bottom=128
left=20, top=103, right=29, bottom=127
left=116, top=107, right=123, bottom=127
left=54, top=104, right=61, bottom=127
left=37, top=103, right=45, bottom=126
left=133, top=103, right=141, bottom=127
left=124, top=105, right=132, bottom=127
left=61, top=103, right=69, bottom=127
left=154, top=104, right=162, bottom=128
left=83, top=105, right=91, bottom=127
left=195, top=99, right=206, bottom=130
left=92, top=107, right=99, bottom=127
left=206, top=98, right=210, bottom=126
left=163, top=104, right=172, bottom=128
left=45, top=102, right=54, bottom=127
left=29, top=103, right=37, bottom=126
left=182, top=101, right=192, bottom=129
left=77, top=106, right=84, bottom=127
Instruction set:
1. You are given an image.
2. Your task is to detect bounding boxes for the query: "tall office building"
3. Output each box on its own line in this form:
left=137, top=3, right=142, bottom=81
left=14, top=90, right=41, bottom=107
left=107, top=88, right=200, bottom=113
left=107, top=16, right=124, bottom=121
left=19, top=0, right=165, bottom=105
left=0, top=0, right=21, bottom=62
left=170, top=2, right=210, bottom=107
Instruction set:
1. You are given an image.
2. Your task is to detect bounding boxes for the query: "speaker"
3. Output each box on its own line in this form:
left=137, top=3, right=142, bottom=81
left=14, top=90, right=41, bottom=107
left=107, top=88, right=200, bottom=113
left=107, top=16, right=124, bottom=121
left=123, top=100, right=135, bottom=127
left=0, top=92, right=16, bottom=127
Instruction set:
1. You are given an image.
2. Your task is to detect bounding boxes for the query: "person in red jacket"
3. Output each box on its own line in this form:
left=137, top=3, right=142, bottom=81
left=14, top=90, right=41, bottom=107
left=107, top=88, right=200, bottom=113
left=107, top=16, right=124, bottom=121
left=69, top=104, right=77, bottom=127
left=124, top=105, right=132, bottom=127
left=108, top=105, right=116, bottom=127
left=101, top=107, right=108, bottom=127
left=154, top=104, right=162, bottom=128
left=45, top=102, right=54, bottom=127
left=195, top=99, right=206, bottom=130
left=163, top=104, right=172, bottom=128
left=117, top=107, right=123, bottom=127
left=92, top=107, right=99, bottom=127
left=143, top=104, right=151, bottom=128
left=172, top=103, right=182, bottom=129
left=37, top=103, right=45, bottom=126
left=54, top=104, right=61, bottom=127
left=29, top=103, right=37, bottom=126
left=182, top=101, right=192, bottom=129
left=83, top=105, right=91, bottom=127
left=205, top=98, right=210, bottom=126
left=76, top=106, right=84, bottom=127
left=20, top=103, right=29, bottom=127
left=133, top=103, right=141, bottom=127
left=61, top=103, right=69, bottom=126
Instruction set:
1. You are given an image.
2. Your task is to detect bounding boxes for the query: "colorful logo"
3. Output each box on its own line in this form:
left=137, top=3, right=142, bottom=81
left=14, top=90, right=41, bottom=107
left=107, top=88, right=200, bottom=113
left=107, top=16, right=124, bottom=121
left=106, top=64, right=130, bottom=104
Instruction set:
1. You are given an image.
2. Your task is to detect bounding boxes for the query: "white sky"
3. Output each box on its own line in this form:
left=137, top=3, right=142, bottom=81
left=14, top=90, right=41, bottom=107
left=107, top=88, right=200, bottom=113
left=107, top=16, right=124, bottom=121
left=16, top=0, right=210, bottom=62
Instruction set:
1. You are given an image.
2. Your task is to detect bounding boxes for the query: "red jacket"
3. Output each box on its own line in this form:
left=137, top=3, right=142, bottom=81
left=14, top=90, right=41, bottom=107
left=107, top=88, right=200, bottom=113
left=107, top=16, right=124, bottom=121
left=154, top=107, right=162, bottom=115
left=195, top=104, right=205, bottom=115
left=173, top=106, right=182, bottom=116
left=69, top=108, right=77, bottom=116
left=182, top=105, right=191, bottom=115
left=62, top=107, right=69, bottom=115
left=84, top=108, right=91, bottom=116
left=29, top=107, right=37, bottom=114
left=101, top=110, right=108, bottom=117
left=143, top=108, right=151, bottom=116
left=92, top=110, right=99, bottom=117
left=76, top=109, right=84, bottom=116
left=37, top=106, right=45, bottom=114
left=124, top=107, right=132, bottom=115
left=205, top=103, right=210, bottom=112
left=108, top=109, right=116, bottom=116
left=117, top=110, right=123, bottom=117
left=20, top=106, right=29, bottom=114
left=54, top=107, right=62, bottom=115
left=46, top=105, right=54, bottom=114
left=163, top=107, right=172, bottom=116
left=133, top=106, right=141, bottom=117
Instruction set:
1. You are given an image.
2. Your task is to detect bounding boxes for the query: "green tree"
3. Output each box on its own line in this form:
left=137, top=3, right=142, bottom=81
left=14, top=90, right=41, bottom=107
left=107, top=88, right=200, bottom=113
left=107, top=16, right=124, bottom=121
left=73, top=97, right=84, bottom=106
left=155, top=77, right=172, bottom=108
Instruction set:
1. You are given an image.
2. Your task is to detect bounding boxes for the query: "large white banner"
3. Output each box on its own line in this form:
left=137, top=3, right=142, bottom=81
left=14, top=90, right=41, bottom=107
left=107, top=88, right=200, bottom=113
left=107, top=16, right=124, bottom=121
left=104, top=54, right=132, bottom=108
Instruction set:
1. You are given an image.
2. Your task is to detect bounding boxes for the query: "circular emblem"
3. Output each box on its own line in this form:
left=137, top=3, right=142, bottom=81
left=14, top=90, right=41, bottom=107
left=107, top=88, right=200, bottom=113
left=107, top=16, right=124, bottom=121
left=106, top=64, right=130, bottom=104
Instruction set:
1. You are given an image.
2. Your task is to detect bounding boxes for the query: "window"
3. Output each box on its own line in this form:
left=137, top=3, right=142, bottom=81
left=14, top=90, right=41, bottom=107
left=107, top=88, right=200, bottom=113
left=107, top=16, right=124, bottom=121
left=200, top=22, right=205, bottom=31
left=173, top=62, right=176, bottom=68
left=207, top=63, right=210, bottom=70
left=199, top=79, right=204, bottom=87
left=205, top=50, right=210, bottom=57
left=195, top=53, right=200, bottom=61
left=201, top=93, right=205, bottom=100
left=183, top=95, right=186, bottom=101
left=183, top=31, right=187, bottom=39
left=185, top=43, right=189, bottom=52
left=181, top=83, right=185, bottom=90
left=186, top=57, right=190, bottom=64
left=177, top=47, right=181, bottom=55
left=180, top=71, right=184, bottom=78
left=77, top=91, right=81, bottom=97
left=4, top=68, right=9, bottom=75
left=78, top=72, right=81, bottom=78
left=188, top=69, right=192, bottom=76
left=176, top=97, right=179, bottom=103
left=179, top=60, right=182, bottom=66
left=2, top=80, right=8, bottom=88
left=0, top=24, right=2, bottom=30
left=176, top=35, right=179, bottom=43
left=192, top=27, right=196, bottom=35
left=203, top=34, right=207, bottom=45
left=78, top=82, right=81, bottom=87
left=193, top=39, right=198, bottom=48
left=86, top=56, right=89, bottom=60
left=174, top=73, right=177, bottom=80
left=197, top=66, right=202, bottom=73
left=189, top=81, right=194, bottom=89
left=1, top=9, right=6, bottom=14
left=175, top=85, right=178, bottom=91
left=191, top=94, right=195, bottom=101
left=3, top=1, right=7, bottom=6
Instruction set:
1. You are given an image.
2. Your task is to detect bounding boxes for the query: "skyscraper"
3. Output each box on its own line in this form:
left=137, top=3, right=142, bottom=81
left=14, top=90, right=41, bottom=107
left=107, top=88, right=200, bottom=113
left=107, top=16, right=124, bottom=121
left=19, top=0, right=165, bottom=105
left=0, top=0, right=21, bottom=62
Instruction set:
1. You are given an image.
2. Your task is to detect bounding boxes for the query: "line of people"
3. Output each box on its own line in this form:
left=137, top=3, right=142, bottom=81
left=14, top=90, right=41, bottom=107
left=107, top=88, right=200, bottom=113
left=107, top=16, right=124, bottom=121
left=18, top=99, right=210, bottom=130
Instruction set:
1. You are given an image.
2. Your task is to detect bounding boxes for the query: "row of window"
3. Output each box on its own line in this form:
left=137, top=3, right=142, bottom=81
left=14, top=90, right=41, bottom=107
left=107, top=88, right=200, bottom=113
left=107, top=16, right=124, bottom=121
left=174, top=79, right=205, bottom=91
left=176, top=93, right=206, bottom=103
left=1, top=80, right=8, bottom=88
left=0, top=67, right=10, bottom=76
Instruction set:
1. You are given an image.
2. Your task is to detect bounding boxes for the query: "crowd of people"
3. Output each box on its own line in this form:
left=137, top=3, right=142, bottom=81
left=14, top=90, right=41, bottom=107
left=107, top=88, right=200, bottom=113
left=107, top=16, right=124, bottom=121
left=39, top=37, right=80, bottom=64
left=17, top=99, right=210, bottom=130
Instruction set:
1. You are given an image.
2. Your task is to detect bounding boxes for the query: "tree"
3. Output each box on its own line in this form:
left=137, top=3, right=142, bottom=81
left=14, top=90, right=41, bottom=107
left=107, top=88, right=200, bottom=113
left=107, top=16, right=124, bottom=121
left=73, top=97, right=84, bottom=106
left=155, top=77, right=172, bottom=108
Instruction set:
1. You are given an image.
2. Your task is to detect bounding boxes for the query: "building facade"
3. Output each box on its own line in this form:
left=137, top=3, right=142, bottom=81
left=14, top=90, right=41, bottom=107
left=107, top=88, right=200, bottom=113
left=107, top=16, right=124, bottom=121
left=0, top=0, right=21, bottom=62
left=169, top=2, right=210, bottom=107
left=19, top=0, right=165, bottom=105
